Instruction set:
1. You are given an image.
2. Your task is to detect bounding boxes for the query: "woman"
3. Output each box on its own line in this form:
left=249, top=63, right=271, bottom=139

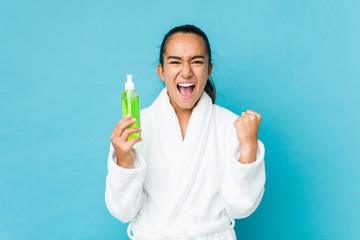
left=105, top=25, right=266, bottom=240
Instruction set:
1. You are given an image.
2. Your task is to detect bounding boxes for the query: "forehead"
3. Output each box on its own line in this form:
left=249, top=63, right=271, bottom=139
left=164, top=33, right=207, bottom=57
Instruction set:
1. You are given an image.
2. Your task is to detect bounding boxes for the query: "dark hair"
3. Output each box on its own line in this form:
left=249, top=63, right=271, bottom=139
left=159, top=24, right=216, bottom=103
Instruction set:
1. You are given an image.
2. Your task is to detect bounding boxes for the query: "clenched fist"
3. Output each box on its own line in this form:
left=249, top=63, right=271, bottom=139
left=233, top=109, right=262, bottom=163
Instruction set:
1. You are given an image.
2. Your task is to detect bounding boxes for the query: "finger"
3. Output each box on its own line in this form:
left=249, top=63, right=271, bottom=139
left=236, top=114, right=256, bottom=124
left=246, top=109, right=261, bottom=120
left=246, top=109, right=257, bottom=114
left=234, top=116, right=246, bottom=127
left=116, top=116, right=137, bottom=138
left=243, top=111, right=261, bottom=122
left=111, top=114, right=132, bottom=139
left=245, top=110, right=258, bottom=117
left=126, top=136, right=143, bottom=148
left=240, top=112, right=253, bottom=118
left=120, top=128, right=142, bottom=142
left=237, top=114, right=249, bottom=123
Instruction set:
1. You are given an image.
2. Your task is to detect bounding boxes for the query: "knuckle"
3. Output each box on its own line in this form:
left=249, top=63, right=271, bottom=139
left=118, top=119, right=124, bottom=125
left=112, top=136, right=120, bottom=143
left=130, top=128, right=137, bottom=133
left=113, top=139, right=120, bottom=147
left=117, top=126, right=124, bottom=133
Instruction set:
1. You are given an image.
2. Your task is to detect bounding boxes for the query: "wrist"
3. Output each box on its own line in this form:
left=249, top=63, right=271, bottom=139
left=241, top=141, right=258, bottom=152
left=238, top=142, right=258, bottom=164
left=117, top=159, right=134, bottom=169
left=116, top=152, right=135, bottom=169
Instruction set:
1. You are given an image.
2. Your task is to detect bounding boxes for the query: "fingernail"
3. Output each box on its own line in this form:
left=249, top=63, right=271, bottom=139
left=139, top=128, right=142, bottom=131
left=132, top=118, right=137, bottom=122
left=126, top=114, right=132, bottom=118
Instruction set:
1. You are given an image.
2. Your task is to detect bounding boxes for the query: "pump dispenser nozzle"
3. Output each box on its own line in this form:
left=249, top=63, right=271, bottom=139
left=125, top=74, right=135, bottom=90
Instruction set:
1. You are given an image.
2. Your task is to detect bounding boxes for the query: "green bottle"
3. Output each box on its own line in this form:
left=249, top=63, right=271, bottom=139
left=121, top=74, right=141, bottom=140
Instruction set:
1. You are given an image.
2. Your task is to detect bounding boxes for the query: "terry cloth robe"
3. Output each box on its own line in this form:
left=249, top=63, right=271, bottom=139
left=105, top=87, right=266, bottom=240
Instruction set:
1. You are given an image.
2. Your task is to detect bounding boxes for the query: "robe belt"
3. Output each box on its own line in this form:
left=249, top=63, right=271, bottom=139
left=127, top=217, right=235, bottom=240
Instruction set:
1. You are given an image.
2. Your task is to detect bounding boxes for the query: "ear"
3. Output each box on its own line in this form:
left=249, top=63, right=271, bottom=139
left=157, top=64, right=164, bottom=82
left=208, top=63, right=213, bottom=78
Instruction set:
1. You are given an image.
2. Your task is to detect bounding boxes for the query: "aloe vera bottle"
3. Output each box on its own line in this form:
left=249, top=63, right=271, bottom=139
left=121, top=74, right=141, bottom=140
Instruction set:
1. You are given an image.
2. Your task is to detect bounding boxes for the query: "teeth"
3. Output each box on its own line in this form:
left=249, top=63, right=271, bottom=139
left=178, top=83, right=195, bottom=87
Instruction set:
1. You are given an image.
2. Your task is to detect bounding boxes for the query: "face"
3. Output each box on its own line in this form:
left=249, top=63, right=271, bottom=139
left=157, top=33, right=213, bottom=112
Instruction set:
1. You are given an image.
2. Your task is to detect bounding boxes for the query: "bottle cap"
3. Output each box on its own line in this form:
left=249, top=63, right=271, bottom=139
left=125, top=74, right=135, bottom=90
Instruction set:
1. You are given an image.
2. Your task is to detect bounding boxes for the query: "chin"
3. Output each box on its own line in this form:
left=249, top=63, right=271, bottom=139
left=179, top=102, right=196, bottom=110
left=177, top=95, right=201, bottom=110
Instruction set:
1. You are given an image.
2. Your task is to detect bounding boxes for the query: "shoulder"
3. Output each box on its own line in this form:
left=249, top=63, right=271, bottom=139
left=139, top=100, right=158, bottom=130
left=212, top=105, right=239, bottom=147
left=139, top=88, right=165, bottom=119
left=140, top=95, right=159, bottom=117
left=139, top=105, right=153, bottom=128
left=140, top=105, right=152, bottom=118
left=213, top=104, right=239, bottom=124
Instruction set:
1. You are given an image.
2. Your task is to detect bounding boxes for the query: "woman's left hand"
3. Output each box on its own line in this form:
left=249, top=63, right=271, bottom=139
left=233, top=109, right=262, bottom=152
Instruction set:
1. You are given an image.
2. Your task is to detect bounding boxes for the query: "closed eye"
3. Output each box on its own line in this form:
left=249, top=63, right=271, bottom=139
left=169, top=61, right=181, bottom=65
left=192, top=61, right=204, bottom=64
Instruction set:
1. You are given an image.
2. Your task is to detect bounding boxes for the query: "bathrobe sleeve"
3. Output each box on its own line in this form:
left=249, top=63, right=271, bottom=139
left=220, top=124, right=266, bottom=219
left=105, top=143, right=147, bottom=223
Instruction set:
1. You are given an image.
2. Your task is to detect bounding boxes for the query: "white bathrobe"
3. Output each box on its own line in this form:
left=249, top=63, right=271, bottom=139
left=105, top=88, right=266, bottom=240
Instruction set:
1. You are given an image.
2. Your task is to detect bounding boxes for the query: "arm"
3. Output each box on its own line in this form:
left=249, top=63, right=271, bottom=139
left=105, top=143, right=147, bottom=223
left=105, top=114, right=146, bottom=223
left=220, top=139, right=266, bottom=219
left=220, top=109, right=266, bottom=219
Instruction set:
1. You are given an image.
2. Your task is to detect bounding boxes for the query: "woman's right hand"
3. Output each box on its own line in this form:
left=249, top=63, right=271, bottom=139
left=110, top=114, right=142, bottom=169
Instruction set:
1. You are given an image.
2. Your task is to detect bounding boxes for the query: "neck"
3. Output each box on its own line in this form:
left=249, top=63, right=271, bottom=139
left=169, top=96, right=193, bottom=140
left=173, top=105, right=193, bottom=122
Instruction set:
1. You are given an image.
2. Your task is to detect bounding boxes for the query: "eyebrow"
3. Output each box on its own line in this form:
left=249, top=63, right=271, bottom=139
left=167, top=55, right=206, bottom=60
left=167, top=56, right=181, bottom=60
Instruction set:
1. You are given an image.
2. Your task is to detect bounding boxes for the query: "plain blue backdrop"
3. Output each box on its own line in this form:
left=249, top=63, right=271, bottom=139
left=1, top=0, right=359, bottom=239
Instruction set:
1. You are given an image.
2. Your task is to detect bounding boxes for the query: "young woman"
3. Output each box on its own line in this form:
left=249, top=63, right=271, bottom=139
left=105, top=25, right=266, bottom=240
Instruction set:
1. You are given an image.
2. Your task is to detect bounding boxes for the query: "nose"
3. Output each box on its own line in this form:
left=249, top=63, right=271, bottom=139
left=180, top=62, right=193, bottom=79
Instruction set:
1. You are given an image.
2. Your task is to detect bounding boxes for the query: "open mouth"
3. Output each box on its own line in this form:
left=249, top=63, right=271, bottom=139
left=177, top=82, right=195, bottom=99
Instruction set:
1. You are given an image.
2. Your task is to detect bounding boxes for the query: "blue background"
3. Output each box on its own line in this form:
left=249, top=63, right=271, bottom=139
left=1, top=0, right=359, bottom=239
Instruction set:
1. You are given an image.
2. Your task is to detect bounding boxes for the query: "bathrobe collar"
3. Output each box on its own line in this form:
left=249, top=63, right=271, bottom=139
left=152, top=87, right=213, bottom=224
